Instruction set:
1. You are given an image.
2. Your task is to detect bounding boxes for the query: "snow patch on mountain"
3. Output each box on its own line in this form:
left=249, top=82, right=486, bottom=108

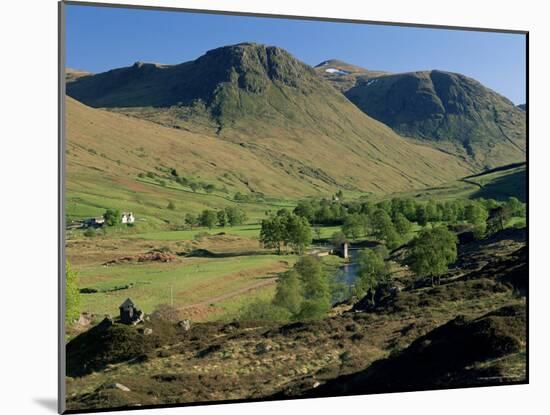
left=325, top=68, right=350, bottom=75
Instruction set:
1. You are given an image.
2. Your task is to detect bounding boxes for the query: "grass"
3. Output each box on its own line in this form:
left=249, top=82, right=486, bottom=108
left=203, top=283, right=277, bottom=322
left=128, top=224, right=264, bottom=241
left=77, top=253, right=297, bottom=317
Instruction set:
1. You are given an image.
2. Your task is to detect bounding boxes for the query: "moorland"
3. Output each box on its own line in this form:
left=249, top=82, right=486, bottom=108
left=64, top=43, right=527, bottom=411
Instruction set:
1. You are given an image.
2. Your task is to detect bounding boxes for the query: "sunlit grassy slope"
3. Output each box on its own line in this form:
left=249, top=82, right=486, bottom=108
left=66, top=95, right=473, bottom=225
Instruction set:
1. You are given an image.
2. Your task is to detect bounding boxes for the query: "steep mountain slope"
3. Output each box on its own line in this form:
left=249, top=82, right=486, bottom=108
left=66, top=43, right=473, bottom=200
left=66, top=44, right=392, bottom=139
left=314, top=59, right=388, bottom=92
left=345, top=70, right=526, bottom=169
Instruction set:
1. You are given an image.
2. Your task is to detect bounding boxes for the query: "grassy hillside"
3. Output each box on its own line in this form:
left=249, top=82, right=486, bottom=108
left=385, top=163, right=526, bottom=202
left=345, top=70, right=526, bottom=169
left=66, top=44, right=475, bottom=204
left=66, top=87, right=475, bottom=225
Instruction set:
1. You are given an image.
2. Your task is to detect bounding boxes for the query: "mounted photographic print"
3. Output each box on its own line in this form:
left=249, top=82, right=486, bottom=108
left=59, top=1, right=528, bottom=413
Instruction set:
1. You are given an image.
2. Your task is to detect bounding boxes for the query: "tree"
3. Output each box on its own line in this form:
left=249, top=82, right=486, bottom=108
left=167, top=201, right=176, bottom=210
left=260, top=215, right=286, bottom=254
left=393, top=212, right=412, bottom=236
left=198, top=210, right=217, bottom=229
left=354, top=249, right=390, bottom=305
left=225, top=206, right=247, bottom=226
left=273, top=270, right=303, bottom=315
left=441, top=201, right=458, bottom=223
left=342, top=213, right=364, bottom=240
left=505, top=197, right=525, bottom=217
left=488, top=206, right=512, bottom=233
left=408, top=226, right=458, bottom=286
left=385, top=227, right=401, bottom=250
left=426, top=200, right=440, bottom=222
left=189, top=182, right=200, bottom=192
left=465, top=202, right=489, bottom=226
left=294, top=257, right=331, bottom=320
left=377, top=200, right=392, bottom=214
left=65, top=260, right=80, bottom=322
left=416, top=204, right=428, bottom=227
left=293, top=200, right=315, bottom=222
left=331, top=231, right=348, bottom=249
left=313, top=225, right=322, bottom=240
left=371, top=209, right=392, bottom=238
left=103, top=208, right=120, bottom=226
left=204, top=183, right=216, bottom=194
left=286, top=215, right=312, bottom=254
left=184, top=213, right=197, bottom=228
left=217, top=210, right=227, bottom=227
left=371, top=209, right=399, bottom=248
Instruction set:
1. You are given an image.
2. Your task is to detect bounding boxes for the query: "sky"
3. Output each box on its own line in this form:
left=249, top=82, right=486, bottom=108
left=66, top=4, right=526, bottom=104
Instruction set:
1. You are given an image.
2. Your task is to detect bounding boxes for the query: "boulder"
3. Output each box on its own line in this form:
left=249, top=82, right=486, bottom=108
left=102, top=383, right=131, bottom=392
left=77, top=313, right=93, bottom=327
left=178, top=320, right=192, bottom=331
left=255, top=342, right=273, bottom=354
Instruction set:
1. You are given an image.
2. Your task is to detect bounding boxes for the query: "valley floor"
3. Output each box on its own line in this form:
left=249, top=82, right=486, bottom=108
left=65, top=228, right=527, bottom=411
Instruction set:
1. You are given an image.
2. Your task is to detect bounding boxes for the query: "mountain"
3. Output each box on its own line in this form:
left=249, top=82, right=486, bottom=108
left=314, top=59, right=388, bottom=92
left=66, top=43, right=473, bottom=202
left=344, top=70, right=526, bottom=169
left=66, top=68, right=92, bottom=83
left=66, top=44, right=393, bottom=139
left=517, top=103, right=526, bottom=111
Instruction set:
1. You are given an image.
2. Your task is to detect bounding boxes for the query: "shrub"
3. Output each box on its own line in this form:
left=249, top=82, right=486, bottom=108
left=83, top=227, right=96, bottom=237
left=238, top=299, right=291, bottom=322
left=103, top=208, right=120, bottom=226
left=151, top=304, right=181, bottom=322
left=65, top=260, right=80, bottom=322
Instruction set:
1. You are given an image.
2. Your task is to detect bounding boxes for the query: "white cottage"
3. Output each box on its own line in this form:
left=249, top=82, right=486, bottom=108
left=121, top=212, right=135, bottom=224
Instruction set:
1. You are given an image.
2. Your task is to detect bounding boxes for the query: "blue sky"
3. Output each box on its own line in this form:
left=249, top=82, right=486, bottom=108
left=66, top=4, right=526, bottom=104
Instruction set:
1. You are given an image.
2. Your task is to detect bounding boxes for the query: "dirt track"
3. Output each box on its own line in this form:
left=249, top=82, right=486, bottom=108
left=177, top=277, right=277, bottom=311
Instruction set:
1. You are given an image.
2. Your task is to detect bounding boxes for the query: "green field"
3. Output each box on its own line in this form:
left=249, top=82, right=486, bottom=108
left=128, top=225, right=263, bottom=241
left=77, top=253, right=297, bottom=317
left=128, top=224, right=342, bottom=242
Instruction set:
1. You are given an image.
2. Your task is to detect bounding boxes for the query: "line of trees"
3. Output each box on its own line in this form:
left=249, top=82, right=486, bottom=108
left=351, top=224, right=459, bottom=307
left=294, top=196, right=525, bottom=233
left=184, top=207, right=248, bottom=229
left=259, top=209, right=312, bottom=255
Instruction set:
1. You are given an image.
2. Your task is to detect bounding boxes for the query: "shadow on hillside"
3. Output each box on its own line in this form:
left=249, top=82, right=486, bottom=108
left=282, top=304, right=526, bottom=399
left=471, top=169, right=526, bottom=202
